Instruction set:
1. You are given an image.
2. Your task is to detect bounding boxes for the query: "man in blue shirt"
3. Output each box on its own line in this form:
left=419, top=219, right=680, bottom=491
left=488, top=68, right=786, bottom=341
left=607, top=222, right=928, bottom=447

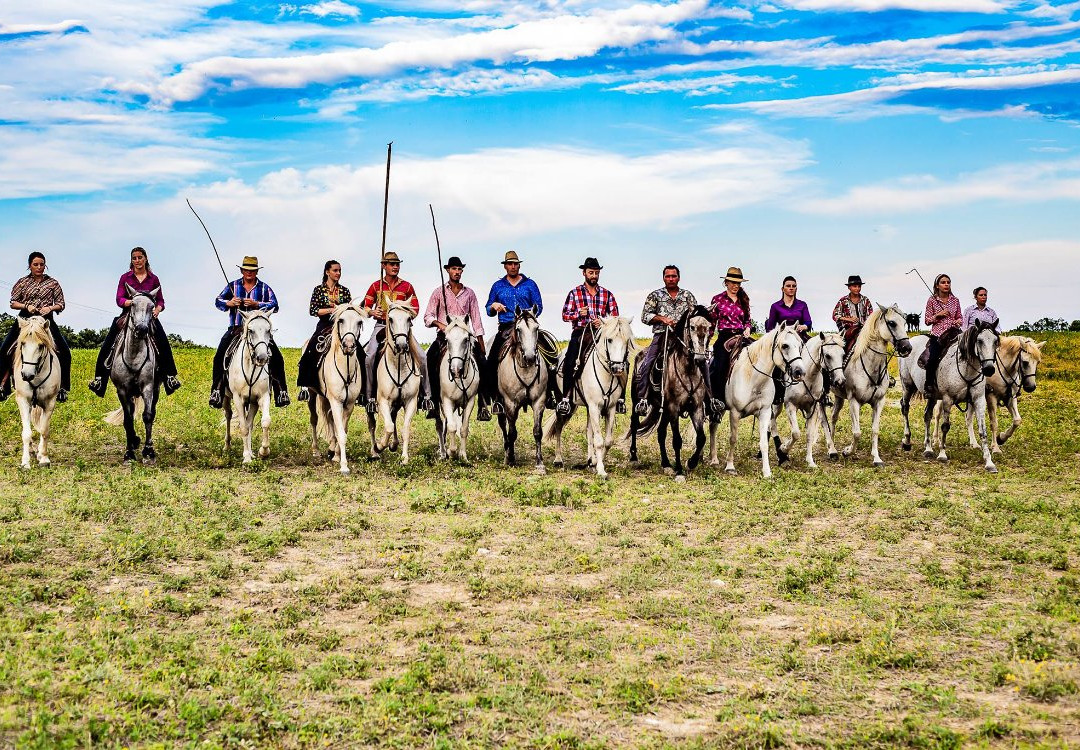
left=484, top=250, right=557, bottom=412
left=209, top=256, right=290, bottom=409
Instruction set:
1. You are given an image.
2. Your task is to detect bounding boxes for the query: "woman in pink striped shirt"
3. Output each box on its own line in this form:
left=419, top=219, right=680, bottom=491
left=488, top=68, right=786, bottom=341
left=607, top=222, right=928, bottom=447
left=923, top=273, right=963, bottom=399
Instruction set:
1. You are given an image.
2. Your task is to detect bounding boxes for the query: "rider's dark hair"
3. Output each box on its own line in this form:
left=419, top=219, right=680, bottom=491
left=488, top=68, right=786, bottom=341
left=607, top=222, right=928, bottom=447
left=130, top=246, right=152, bottom=273
left=663, top=265, right=680, bottom=276
left=27, top=251, right=45, bottom=269
left=783, top=275, right=796, bottom=285
left=322, top=259, right=340, bottom=285
left=736, top=287, right=751, bottom=321
left=973, top=286, right=986, bottom=297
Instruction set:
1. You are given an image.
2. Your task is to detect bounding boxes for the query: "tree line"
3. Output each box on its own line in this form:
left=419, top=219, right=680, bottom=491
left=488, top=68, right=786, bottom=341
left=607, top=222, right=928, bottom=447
left=0, top=313, right=205, bottom=349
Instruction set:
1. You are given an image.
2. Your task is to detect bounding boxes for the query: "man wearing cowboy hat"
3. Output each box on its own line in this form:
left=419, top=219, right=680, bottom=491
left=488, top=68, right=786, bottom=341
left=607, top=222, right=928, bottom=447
left=360, top=251, right=433, bottom=413
left=832, top=274, right=873, bottom=353
left=555, top=257, right=621, bottom=417
left=483, top=250, right=556, bottom=412
left=423, top=256, right=491, bottom=421
left=634, top=265, right=698, bottom=415
left=209, top=255, right=290, bottom=409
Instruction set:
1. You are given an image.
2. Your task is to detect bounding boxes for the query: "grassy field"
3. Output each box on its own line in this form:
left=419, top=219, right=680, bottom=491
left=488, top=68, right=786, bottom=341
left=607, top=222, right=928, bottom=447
left=0, top=334, right=1077, bottom=748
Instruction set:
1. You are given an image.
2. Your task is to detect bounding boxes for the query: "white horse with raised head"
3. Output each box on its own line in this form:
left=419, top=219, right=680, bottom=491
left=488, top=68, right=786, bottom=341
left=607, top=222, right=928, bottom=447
left=494, top=306, right=548, bottom=473
left=965, top=335, right=1044, bottom=452
left=223, top=309, right=274, bottom=464
left=830, top=304, right=913, bottom=467
left=769, top=331, right=847, bottom=469
left=435, top=314, right=480, bottom=462
left=11, top=316, right=61, bottom=469
left=546, top=316, right=637, bottom=479
left=367, top=300, right=422, bottom=465
left=899, top=318, right=1001, bottom=471
left=709, top=322, right=806, bottom=478
left=308, top=302, right=368, bottom=474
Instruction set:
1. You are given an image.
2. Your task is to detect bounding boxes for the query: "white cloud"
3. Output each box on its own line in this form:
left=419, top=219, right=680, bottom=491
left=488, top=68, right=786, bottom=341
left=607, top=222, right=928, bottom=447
left=769, top=0, right=1011, bottom=11
left=0, top=20, right=86, bottom=35
left=797, top=158, right=1080, bottom=215
left=610, top=73, right=779, bottom=95
left=299, top=1, right=361, bottom=18
left=1023, top=1, right=1080, bottom=20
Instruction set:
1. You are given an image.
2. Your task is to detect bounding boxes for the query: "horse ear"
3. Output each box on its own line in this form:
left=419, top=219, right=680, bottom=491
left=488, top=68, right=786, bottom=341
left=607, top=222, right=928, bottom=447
left=875, top=302, right=886, bottom=312
left=989, top=318, right=999, bottom=331
left=17, top=317, right=28, bottom=328
left=148, top=286, right=160, bottom=300
left=463, top=313, right=471, bottom=327
left=530, top=304, right=538, bottom=317
left=125, top=282, right=136, bottom=297
left=1036, top=340, right=1047, bottom=349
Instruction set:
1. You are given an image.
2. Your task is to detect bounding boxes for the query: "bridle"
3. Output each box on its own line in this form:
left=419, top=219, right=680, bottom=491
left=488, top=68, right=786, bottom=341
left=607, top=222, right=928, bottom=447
left=507, top=313, right=542, bottom=392
left=750, top=329, right=805, bottom=386
left=576, top=322, right=630, bottom=406
left=856, top=315, right=908, bottom=389
left=112, top=295, right=156, bottom=375
left=380, top=309, right=421, bottom=406
left=322, top=310, right=362, bottom=402
left=17, top=334, right=55, bottom=408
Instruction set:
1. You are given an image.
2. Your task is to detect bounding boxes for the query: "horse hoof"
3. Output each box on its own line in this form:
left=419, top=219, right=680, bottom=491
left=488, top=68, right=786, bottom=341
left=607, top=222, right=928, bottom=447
left=38, top=459, right=51, bottom=468
left=20, top=463, right=31, bottom=471
left=725, top=468, right=737, bottom=476
left=142, top=457, right=156, bottom=467
left=597, top=472, right=608, bottom=481
left=259, top=449, right=270, bottom=459
left=873, top=460, right=884, bottom=468
left=534, top=465, right=546, bottom=475
left=937, top=455, right=949, bottom=463
left=662, top=466, right=675, bottom=476
left=901, top=443, right=912, bottom=452
left=755, top=450, right=762, bottom=459
left=553, top=459, right=563, bottom=468
left=923, top=450, right=935, bottom=459
left=776, top=452, right=789, bottom=466
left=340, top=467, right=350, bottom=475
left=674, top=474, right=686, bottom=483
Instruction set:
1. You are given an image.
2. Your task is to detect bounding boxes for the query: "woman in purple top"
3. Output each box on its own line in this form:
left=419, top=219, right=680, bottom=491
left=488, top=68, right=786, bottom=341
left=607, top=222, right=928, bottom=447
left=708, top=266, right=752, bottom=413
left=764, top=276, right=812, bottom=337
left=88, top=247, right=181, bottom=397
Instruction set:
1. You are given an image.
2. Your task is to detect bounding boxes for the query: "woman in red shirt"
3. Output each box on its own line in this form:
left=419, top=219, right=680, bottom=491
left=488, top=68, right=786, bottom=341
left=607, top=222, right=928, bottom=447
left=922, top=273, right=963, bottom=399
left=708, top=266, right=752, bottom=414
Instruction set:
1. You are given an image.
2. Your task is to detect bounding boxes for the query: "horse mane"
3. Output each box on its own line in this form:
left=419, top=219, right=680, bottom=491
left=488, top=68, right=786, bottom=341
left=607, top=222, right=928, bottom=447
left=444, top=315, right=473, bottom=337
left=674, top=305, right=711, bottom=343
left=745, top=326, right=779, bottom=367
left=999, top=335, right=1043, bottom=363
left=597, top=316, right=639, bottom=353
left=960, top=325, right=977, bottom=365
left=849, top=307, right=886, bottom=361
left=16, top=318, right=55, bottom=353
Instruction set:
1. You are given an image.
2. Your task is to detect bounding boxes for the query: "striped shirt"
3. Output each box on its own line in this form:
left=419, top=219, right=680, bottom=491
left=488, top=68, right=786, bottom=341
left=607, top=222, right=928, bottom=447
left=709, top=293, right=750, bottom=332
left=485, top=276, right=543, bottom=324
left=963, top=304, right=1000, bottom=331
left=925, top=294, right=963, bottom=337
left=641, top=288, right=697, bottom=333
left=561, top=284, right=619, bottom=329
left=117, top=270, right=165, bottom=310
left=215, top=278, right=280, bottom=327
left=10, top=274, right=65, bottom=315
left=424, top=283, right=485, bottom=336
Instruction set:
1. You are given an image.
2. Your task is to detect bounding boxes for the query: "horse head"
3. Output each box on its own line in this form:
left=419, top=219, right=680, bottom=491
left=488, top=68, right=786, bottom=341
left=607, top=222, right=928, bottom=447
left=596, top=316, right=635, bottom=375
left=1020, top=338, right=1045, bottom=393
left=773, top=322, right=806, bottom=382
left=818, top=331, right=847, bottom=389
left=874, top=303, right=913, bottom=356
left=240, top=309, right=273, bottom=367
left=125, top=284, right=160, bottom=339
left=676, top=305, right=712, bottom=364
left=16, top=316, right=53, bottom=382
left=331, top=302, right=367, bottom=356
left=513, top=305, right=540, bottom=367
left=386, top=300, right=417, bottom=354
left=967, top=318, right=1000, bottom=377
left=444, top=314, right=475, bottom=380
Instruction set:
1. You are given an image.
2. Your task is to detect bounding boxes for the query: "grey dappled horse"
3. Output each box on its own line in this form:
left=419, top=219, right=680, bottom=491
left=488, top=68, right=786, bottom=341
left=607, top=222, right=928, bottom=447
left=495, top=306, right=549, bottom=473
left=108, top=286, right=162, bottom=464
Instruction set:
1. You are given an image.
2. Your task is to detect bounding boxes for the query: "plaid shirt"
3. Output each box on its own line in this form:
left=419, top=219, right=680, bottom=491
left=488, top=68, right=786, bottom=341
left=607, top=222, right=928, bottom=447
left=641, top=287, right=697, bottom=333
left=925, top=294, right=962, bottom=337
left=10, top=274, right=65, bottom=318
left=832, top=295, right=873, bottom=333
left=308, top=283, right=352, bottom=319
left=709, top=293, right=749, bottom=332
left=215, top=278, right=280, bottom=327
left=561, top=284, right=618, bottom=328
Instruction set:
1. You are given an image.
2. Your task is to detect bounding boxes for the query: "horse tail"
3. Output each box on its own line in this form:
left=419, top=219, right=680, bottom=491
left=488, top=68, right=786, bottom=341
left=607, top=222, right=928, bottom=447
left=627, top=404, right=661, bottom=439
left=103, top=396, right=145, bottom=425
left=542, top=411, right=560, bottom=443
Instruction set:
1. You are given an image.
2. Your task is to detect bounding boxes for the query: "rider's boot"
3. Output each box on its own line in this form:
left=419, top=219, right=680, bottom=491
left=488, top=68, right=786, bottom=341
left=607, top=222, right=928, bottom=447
left=57, top=389, right=68, bottom=403
left=297, top=387, right=310, bottom=402
left=164, top=375, right=182, bottom=395
left=634, top=398, right=650, bottom=416
left=208, top=387, right=223, bottom=409
left=88, top=376, right=108, bottom=397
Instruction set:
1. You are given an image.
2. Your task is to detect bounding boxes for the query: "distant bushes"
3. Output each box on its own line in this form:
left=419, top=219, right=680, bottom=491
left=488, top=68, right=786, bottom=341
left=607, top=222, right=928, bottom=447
left=0, top=312, right=204, bottom=349
left=1013, top=317, right=1080, bottom=333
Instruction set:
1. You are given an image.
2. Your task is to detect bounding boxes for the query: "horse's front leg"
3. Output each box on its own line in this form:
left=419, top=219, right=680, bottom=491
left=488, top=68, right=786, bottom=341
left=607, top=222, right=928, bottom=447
left=657, top=413, right=672, bottom=474
left=308, top=397, right=321, bottom=459
left=757, top=406, right=774, bottom=478
left=973, top=394, right=997, bottom=472
left=35, top=401, right=56, bottom=468
left=936, top=400, right=951, bottom=463
left=869, top=395, right=886, bottom=467
left=458, top=394, right=474, bottom=463
left=17, top=397, right=34, bottom=469
left=436, top=396, right=450, bottom=460
left=590, top=407, right=607, bottom=479
left=399, top=393, right=417, bottom=465
left=532, top=398, right=546, bottom=475
left=780, top=403, right=798, bottom=455
left=328, top=399, right=349, bottom=473
left=965, top=398, right=980, bottom=448
left=998, top=395, right=1021, bottom=449
left=805, top=404, right=821, bottom=469
left=141, top=387, right=158, bottom=463
left=258, top=392, right=271, bottom=460
left=708, top=417, right=721, bottom=466
left=687, top=409, right=706, bottom=473
left=725, top=411, right=740, bottom=475
left=367, top=411, right=380, bottom=458
left=238, top=398, right=255, bottom=464
left=121, top=395, right=139, bottom=463
left=671, top=414, right=685, bottom=482
left=842, top=398, right=861, bottom=457
left=900, top=384, right=915, bottom=451
left=223, top=397, right=233, bottom=453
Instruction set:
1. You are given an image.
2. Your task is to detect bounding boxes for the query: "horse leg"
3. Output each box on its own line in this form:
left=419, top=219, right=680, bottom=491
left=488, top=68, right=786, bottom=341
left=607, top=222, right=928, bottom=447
left=239, top=399, right=255, bottom=464
left=900, top=384, right=915, bottom=451
left=551, top=412, right=565, bottom=467
left=399, top=396, right=417, bottom=465
left=532, top=398, right=546, bottom=474
left=458, top=396, right=473, bottom=464
left=922, top=398, right=936, bottom=458
left=781, top=403, right=798, bottom=456
left=436, top=397, right=449, bottom=460
left=121, top=395, right=139, bottom=463
left=308, top=397, right=321, bottom=460
left=258, top=393, right=271, bottom=460
left=936, top=400, right=951, bottom=462
left=671, top=415, right=685, bottom=482
left=35, top=402, right=55, bottom=467
left=628, top=407, right=639, bottom=463
left=658, top=413, right=672, bottom=474
left=725, top=412, right=739, bottom=475
left=375, top=399, right=393, bottom=453
left=223, top=397, right=233, bottom=454
left=998, top=396, right=1021, bottom=448
left=141, top=388, right=157, bottom=463
left=367, top=411, right=380, bottom=459
left=590, top=407, right=606, bottom=479
left=708, top=417, right=720, bottom=467
left=687, top=410, right=706, bottom=473
left=329, top=399, right=349, bottom=473
left=965, top=399, right=980, bottom=448
left=772, top=404, right=789, bottom=466
left=758, top=406, right=773, bottom=478
left=805, top=404, right=820, bottom=469
left=974, top=395, right=997, bottom=472
left=585, top=408, right=597, bottom=468
left=869, top=396, right=886, bottom=467
left=18, top=397, right=33, bottom=469
left=842, top=398, right=860, bottom=457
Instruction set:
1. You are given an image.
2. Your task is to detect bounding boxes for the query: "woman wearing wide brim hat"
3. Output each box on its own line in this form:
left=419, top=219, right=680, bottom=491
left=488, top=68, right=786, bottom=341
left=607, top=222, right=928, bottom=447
left=707, top=266, right=752, bottom=417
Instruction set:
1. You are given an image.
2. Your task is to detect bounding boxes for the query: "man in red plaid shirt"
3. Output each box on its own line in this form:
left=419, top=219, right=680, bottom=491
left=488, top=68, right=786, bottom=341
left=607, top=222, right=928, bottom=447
left=556, top=257, right=621, bottom=416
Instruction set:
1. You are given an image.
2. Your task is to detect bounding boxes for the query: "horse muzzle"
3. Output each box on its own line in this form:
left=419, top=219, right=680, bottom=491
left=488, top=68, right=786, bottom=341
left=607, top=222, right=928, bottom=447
left=896, top=339, right=913, bottom=356
left=134, top=325, right=149, bottom=339
left=610, top=362, right=626, bottom=375
left=521, top=353, right=537, bottom=367
left=1022, top=381, right=1037, bottom=393
left=20, top=365, right=37, bottom=381
left=788, top=364, right=805, bottom=382
left=982, top=363, right=996, bottom=377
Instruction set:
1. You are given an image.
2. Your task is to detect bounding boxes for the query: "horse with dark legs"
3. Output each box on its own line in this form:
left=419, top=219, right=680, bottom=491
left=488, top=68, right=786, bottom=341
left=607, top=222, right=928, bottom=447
left=106, top=286, right=162, bottom=464
left=964, top=336, right=1044, bottom=452
left=434, top=315, right=481, bottom=462
left=546, top=316, right=636, bottom=479
left=627, top=305, right=712, bottom=482
left=494, top=306, right=549, bottom=473
left=830, top=304, right=914, bottom=467
left=709, top=322, right=806, bottom=478
left=899, top=318, right=1001, bottom=472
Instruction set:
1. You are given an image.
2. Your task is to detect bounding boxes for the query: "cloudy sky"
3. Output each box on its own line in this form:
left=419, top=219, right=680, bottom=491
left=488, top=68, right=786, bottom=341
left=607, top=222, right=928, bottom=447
left=2, top=0, right=1079, bottom=344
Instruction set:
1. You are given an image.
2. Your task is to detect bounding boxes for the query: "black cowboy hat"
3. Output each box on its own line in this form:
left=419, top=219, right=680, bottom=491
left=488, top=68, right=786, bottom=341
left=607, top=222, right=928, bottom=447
left=846, top=274, right=864, bottom=286
left=443, top=256, right=465, bottom=269
left=579, top=257, right=603, bottom=270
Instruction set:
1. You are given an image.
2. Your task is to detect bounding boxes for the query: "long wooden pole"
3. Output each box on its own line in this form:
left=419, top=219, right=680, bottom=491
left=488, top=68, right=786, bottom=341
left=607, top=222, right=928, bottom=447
left=379, top=142, right=392, bottom=310
left=430, top=204, right=450, bottom=324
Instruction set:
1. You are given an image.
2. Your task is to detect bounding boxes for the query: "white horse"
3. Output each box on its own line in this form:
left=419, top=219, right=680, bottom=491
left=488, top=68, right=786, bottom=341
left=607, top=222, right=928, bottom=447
left=769, top=331, right=847, bottom=469
left=709, top=322, right=806, bottom=478
left=307, top=302, right=368, bottom=474
left=899, top=318, right=1000, bottom=471
left=11, top=316, right=62, bottom=469
left=546, top=316, right=637, bottom=479
left=367, top=300, right=422, bottom=465
left=965, top=335, right=1044, bottom=453
left=223, top=310, right=274, bottom=464
left=495, top=306, right=548, bottom=474
left=435, top=315, right=480, bottom=462
left=830, top=304, right=913, bottom=467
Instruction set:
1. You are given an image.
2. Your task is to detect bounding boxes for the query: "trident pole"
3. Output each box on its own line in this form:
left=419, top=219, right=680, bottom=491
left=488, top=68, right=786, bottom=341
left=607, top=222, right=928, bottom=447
left=186, top=198, right=231, bottom=286
left=429, top=204, right=450, bottom=324
left=378, top=142, right=392, bottom=312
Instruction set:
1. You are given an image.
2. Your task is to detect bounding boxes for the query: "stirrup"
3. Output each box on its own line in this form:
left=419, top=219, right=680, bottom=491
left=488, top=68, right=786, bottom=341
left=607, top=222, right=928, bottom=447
left=297, top=387, right=310, bottom=402
left=57, top=389, right=68, bottom=403
left=88, top=376, right=107, bottom=397
left=491, top=400, right=505, bottom=415
left=274, top=390, right=291, bottom=407
left=420, top=397, right=434, bottom=412
left=477, top=405, right=492, bottom=421
left=545, top=394, right=558, bottom=410
left=365, top=398, right=377, bottom=414
left=710, top=398, right=726, bottom=414
left=615, top=399, right=626, bottom=414
left=208, top=389, right=223, bottom=409
left=634, top=398, right=650, bottom=416
left=164, top=375, right=181, bottom=395
left=555, top=398, right=572, bottom=417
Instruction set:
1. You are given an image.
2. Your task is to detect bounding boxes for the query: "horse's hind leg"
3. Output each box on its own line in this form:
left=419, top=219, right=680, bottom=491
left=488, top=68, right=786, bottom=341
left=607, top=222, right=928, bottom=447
left=725, top=413, right=740, bottom=475
left=708, top=418, right=720, bottom=466
left=18, top=398, right=34, bottom=469
left=758, top=407, right=774, bottom=478
left=329, top=399, right=349, bottom=473
left=141, top=388, right=158, bottom=463
left=532, top=400, right=546, bottom=474
left=869, top=397, right=886, bottom=467
left=900, top=384, right=915, bottom=451
left=308, top=397, right=321, bottom=459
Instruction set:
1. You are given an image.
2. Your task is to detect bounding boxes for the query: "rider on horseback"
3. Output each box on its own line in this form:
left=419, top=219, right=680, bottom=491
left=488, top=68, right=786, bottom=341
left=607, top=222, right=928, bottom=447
left=424, top=255, right=490, bottom=421
left=922, top=273, right=964, bottom=400
left=555, top=257, right=621, bottom=417
left=296, top=259, right=352, bottom=403
left=88, top=247, right=182, bottom=398
left=832, top=275, right=873, bottom=355
left=208, top=256, right=290, bottom=409
left=634, top=265, right=697, bottom=416
left=707, top=266, right=753, bottom=417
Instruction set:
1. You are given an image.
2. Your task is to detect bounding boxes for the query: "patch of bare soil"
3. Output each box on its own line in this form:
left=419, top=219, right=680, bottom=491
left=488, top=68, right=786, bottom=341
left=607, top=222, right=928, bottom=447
left=407, top=582, right=471, bottom=606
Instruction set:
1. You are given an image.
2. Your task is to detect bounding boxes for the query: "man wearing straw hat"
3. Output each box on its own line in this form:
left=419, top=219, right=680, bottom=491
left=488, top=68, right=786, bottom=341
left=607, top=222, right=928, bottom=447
left=360, top=252, right=433, bottom=414
left=208, top=255, right=290, bottom=409
left=424, top=255, right=491, bottom=421
left=555, top=257, right=621, bottom=417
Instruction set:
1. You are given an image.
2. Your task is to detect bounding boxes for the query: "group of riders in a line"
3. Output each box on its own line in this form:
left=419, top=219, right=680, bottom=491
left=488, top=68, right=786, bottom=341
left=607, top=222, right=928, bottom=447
left=1, top=247, right=1002, bottom=415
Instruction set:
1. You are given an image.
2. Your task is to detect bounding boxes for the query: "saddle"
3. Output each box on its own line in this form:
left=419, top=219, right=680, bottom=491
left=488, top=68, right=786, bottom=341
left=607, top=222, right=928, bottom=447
left=725, top=335, right=754, bottom=378
left=572, top=330, right=599, bottom=375
left=222, top=328, right=243, bottom=369
left=917, top=327, right=960, bottom=369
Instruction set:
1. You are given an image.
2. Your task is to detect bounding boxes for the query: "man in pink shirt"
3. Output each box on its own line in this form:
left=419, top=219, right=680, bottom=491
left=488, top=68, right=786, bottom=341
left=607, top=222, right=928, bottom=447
left=424, top=256, right=491, bottom=421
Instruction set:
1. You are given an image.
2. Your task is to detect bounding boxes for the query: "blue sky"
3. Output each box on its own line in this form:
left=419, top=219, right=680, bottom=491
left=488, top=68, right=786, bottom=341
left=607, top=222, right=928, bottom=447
left=2, top=0, right=1079, bottom=344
